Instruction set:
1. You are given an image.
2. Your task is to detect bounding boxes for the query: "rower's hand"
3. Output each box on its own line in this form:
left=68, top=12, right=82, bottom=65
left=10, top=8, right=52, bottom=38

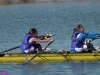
left=49, top=39, right=54, bottom=42
left=44, top=34, right=54, bottom=38
left=38, top=34, right=52, bottom=40
left=44, top=34, right=51, bottom=37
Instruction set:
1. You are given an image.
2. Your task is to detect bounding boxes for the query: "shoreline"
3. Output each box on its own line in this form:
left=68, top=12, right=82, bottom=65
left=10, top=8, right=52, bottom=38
left=0, top=0, right=99, bottom=5
left=0, top=0, right=100, bottom=5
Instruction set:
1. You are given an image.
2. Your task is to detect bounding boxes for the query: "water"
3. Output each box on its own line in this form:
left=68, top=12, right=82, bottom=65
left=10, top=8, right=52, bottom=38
left=0, top=1, right=100, bottom=75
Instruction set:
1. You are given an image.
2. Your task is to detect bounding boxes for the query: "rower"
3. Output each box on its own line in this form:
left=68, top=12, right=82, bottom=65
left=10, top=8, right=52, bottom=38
left=71, top=24, right=100, bottom=55
left=20, top=28, right=54, bottom=54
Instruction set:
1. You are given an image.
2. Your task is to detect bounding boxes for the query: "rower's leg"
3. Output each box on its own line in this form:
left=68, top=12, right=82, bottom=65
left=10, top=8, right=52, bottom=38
left=86, top=43, right=96, bottom=52
left=86, top=43, right=98, bottom=55
left=34, top=43, right=42, bottom=52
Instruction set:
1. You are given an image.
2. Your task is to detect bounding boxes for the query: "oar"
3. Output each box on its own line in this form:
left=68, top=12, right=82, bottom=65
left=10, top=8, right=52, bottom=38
left=22, top=41, right=54, bottom=65
left=38, top=34, right=55, bottom=40
left=1, top=46, right=20, bottom=53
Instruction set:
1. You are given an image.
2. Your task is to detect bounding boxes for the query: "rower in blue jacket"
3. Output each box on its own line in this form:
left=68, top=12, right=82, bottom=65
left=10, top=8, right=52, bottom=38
left=71, top=24, right=100, bottom=53
left=20, top=28, right=54, bottom=54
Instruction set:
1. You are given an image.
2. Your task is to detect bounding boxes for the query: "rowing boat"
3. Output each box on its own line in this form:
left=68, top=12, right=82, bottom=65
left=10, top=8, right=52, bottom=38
left=0, top=50, right=100, bottom=64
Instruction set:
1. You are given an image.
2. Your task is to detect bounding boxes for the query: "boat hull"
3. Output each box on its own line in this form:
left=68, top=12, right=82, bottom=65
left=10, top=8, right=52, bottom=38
left=0, top=52, right=100, bottom=63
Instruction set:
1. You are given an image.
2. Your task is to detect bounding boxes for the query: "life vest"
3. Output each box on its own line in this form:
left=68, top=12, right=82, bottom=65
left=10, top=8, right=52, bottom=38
left=71, top=31, right=85, bottom=48
left=20, top=34, right=36, bottom=53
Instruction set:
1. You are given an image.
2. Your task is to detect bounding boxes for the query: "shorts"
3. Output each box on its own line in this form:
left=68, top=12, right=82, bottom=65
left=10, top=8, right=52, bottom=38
left=25, top=46, right=34, bottom=53
left=72, top=45, right=88, bottom=53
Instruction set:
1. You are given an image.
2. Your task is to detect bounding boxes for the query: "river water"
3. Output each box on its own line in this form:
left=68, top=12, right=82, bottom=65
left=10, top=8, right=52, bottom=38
left=0, top=1, right=100, bottom=75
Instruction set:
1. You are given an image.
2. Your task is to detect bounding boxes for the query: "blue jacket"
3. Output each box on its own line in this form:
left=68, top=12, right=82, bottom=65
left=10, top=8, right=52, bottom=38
left=71, top=31, right=85, bottom=48
left=20, top=34, right=36, bottom=53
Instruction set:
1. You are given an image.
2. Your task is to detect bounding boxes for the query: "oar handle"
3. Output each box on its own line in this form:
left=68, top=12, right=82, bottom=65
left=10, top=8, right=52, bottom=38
left=1, top=46, right=20, bottom=53
left=39, top=34, right=55, bottom=40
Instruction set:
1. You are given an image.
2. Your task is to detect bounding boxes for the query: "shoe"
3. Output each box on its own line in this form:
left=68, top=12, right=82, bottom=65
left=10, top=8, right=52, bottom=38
left=58, top=49, right=67, bottom=54
left=69, top=50, right=73, bottom=53
left=92, top=51, right=97, bottom=56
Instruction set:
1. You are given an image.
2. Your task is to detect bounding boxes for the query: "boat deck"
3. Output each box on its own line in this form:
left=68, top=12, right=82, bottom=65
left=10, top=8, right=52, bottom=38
left=0, top=52, right=100, bottom=64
